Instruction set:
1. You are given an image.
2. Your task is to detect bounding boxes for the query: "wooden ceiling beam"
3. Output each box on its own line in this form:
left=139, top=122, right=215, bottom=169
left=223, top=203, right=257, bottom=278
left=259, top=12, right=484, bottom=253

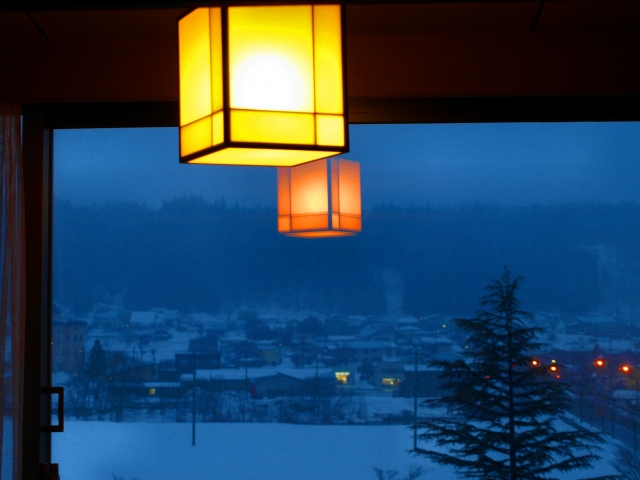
left=2, top=2, right=639, bottom=122
left=2, top=32, right=638, bottom=100
left=0, top=1, right=547, bottom=13
left=32, top=94, right=640, bottom=130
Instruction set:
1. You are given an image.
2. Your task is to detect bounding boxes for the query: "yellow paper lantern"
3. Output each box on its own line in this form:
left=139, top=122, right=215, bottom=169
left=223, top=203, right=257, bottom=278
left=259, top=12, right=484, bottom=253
left=178, top=5, right=348, bottom=166
left=278, top=158, right=361, bottom=237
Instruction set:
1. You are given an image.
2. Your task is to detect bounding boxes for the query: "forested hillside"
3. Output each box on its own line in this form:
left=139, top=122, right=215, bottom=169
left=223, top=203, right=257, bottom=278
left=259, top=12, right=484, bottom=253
left=53, top=198, right=640, bottom=317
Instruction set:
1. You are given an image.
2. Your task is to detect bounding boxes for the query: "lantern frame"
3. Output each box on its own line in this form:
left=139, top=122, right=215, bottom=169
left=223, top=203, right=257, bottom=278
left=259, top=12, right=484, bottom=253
left=178, top=4, right=349, bottom=167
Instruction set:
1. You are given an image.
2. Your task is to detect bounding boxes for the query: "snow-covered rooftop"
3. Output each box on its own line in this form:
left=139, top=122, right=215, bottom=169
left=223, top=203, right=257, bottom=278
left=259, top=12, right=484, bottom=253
left=180, top=366, right=335, bottom=382
left=130, top=311, right=157, bottom=326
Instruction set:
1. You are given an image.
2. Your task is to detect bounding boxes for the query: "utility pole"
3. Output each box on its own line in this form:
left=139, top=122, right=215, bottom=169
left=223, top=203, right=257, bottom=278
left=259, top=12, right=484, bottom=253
left=243, top=355, right=248, bottom=422
left=315, top=353, right=320, bottom=424
left=634, top=364, right=640, bottom=408
left=192, top=349, right=196, bottom=446
left=413, top=347, right=418, bottom=451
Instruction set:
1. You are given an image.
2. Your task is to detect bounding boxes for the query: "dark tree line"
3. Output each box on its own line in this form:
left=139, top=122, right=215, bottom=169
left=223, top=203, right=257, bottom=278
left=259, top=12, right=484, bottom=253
left=53, top=197, right=640, bottom=316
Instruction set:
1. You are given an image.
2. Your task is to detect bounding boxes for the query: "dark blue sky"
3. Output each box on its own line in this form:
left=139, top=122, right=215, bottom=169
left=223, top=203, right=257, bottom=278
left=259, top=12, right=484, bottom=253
left=53, top=122, right=640, bottom=209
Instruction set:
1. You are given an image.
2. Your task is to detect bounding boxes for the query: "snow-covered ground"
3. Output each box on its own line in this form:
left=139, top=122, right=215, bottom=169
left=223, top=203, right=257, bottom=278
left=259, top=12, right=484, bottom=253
left=52, top=419, right=621, bottom=480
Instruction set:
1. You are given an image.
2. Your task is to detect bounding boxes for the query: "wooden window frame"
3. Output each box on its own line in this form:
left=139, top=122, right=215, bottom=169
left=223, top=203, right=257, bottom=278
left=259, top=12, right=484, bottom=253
left=19, top=95, right=640, bottom=478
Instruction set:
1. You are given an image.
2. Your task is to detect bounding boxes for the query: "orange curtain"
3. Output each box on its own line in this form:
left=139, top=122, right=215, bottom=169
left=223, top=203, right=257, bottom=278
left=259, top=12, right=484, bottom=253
left=0, top=103, right=25, bottom=480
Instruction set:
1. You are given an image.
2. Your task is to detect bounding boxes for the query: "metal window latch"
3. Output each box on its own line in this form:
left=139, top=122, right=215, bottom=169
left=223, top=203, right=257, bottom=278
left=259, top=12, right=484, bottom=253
left=40, top=463, right=60, bottom=480
left=42, top=386, right=64, bottom=433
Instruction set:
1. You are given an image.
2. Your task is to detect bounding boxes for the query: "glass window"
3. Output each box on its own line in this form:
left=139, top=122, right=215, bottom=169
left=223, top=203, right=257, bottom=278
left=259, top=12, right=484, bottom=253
left=51, top=123, right=639, bottom=479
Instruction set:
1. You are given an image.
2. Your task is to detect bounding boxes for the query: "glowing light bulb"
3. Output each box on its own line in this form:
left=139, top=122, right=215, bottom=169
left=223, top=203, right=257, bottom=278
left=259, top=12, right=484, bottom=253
left=233, top=54, right=308, bottom=112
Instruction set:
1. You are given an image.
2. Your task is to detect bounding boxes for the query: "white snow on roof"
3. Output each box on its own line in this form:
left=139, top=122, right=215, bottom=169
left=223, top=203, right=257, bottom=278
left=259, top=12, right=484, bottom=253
left=396, top=326, right=422, bottom=333
left=181, top=366, right=335, bottom=382
left=219, top=330, right=247, bottom=342
left=416, top=336, right=453, bottom=345
left=327, top=335, right=357, bottom=341
left=612, top=390, right=639, bottom=401
left=155, top=309, right=179, bottom=321
left=336, top=341, right=397, bottom=349
left=397, top=316, right=419, bottom=324
left=130, top=311, right=157, bottom=326
left=576, top=314, right=616, bottom=324
left=545, top=333, right=635, bottom=353
left=143, top=382, right=181, bottom=388
left=190, top=313, right=223, bottom=324
left=402, top=365, right=442, bottom=372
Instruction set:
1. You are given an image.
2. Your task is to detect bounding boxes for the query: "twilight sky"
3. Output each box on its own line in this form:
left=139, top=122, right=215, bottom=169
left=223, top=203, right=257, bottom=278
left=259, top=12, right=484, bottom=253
left=53, top=122, right=640, bottom=209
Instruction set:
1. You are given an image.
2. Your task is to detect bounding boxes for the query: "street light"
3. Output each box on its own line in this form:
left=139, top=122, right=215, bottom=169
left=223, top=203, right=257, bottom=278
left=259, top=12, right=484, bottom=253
left=413, top=347, right=421, bottom=451
left=594, top=357, right=609, bottom=390
left=620, top=363, right=640, bottom=406
left=549, top=364, right=561, bottom=379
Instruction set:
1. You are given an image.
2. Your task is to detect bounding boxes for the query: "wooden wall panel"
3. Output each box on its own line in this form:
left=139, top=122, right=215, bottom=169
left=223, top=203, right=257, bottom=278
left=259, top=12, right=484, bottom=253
left=1, top=0, right=639, bottom=124
left=3, top=32, right=639, bottom=104
left=346, top=33, right=640, bottom=98
left=0, top=39, right=178, bottom=102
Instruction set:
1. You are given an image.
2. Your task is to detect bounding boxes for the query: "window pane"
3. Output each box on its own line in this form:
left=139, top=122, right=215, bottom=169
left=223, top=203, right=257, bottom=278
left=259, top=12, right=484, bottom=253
left=51, top=123, right=639, bottom=479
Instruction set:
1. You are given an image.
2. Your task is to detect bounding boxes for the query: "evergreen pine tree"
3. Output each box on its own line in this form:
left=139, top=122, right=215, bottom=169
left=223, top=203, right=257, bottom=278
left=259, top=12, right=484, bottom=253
left=86, top=339, right=107, bottom=381
left=415, top=268, right=616, bottom=480
left=86, top=339, right=109, bottom=417
left=612, top=444, right=640, bottom=480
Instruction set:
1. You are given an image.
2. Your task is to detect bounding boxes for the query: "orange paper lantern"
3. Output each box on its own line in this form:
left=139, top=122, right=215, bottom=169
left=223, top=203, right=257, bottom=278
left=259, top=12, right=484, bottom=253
left=278, top=158, right=361, bottom=237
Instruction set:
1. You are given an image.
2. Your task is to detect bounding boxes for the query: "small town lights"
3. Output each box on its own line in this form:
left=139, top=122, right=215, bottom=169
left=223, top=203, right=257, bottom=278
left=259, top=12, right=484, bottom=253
left=549, top=365, right=558, bottom=372
left=178, top=5, right=348, bottom=166
left=278, top=158, right=361, bottom=237
left=620, top=364, right=631, bottom=373
left=531, top=359, right=539, bottom=366
left=594, top=358, right=605, bottom=368
left=382, top=378, right=401, bottom=387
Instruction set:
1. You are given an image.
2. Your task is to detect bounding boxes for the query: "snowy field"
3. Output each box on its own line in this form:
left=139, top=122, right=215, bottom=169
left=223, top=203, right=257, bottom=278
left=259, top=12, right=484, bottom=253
left=52, top=420, right=621, bottom=480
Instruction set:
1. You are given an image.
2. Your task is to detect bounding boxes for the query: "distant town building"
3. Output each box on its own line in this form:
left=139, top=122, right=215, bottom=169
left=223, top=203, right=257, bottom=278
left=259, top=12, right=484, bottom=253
left=334, top=341, right=398, bottom=364
left=189, top=333, right=219, bottom=353
left=152, top=308, right=179, bottom=326
left=253, top=373, right=306, bottom=398
left=92, top=303, right=124, bottom=329
left=190, top=312, right=227, bottom=330
left=400, top=365, right=447, bottom=398
left=374, top=360, right=405, bottom=389
left=52, top=320, right=87, bottom=374
left=130, top=311, right=158, bottom=327
left=175, top=352, right=221, bottom=373
left=256, top=341, right=282, bottom=365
